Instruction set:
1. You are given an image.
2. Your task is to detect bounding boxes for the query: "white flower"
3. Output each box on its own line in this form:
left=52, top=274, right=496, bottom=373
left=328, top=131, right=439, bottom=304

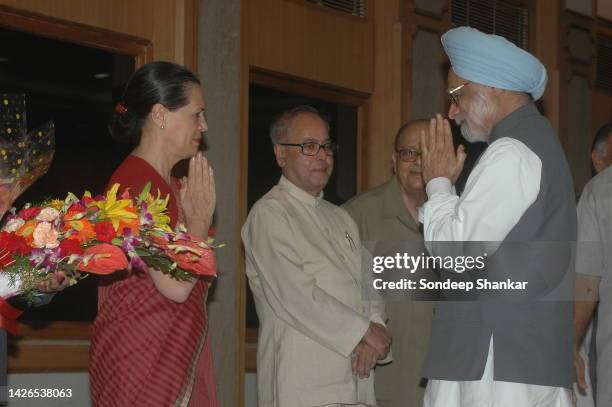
left=32, top=221, right=60, bottom=249
left=3, top=218, right=24, bottom=232
left=36, top=207, right=60, bottom=222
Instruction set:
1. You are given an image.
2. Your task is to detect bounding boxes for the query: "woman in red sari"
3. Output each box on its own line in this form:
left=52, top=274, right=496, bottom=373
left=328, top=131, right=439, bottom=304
left=89, top=61, right=217, bottom=406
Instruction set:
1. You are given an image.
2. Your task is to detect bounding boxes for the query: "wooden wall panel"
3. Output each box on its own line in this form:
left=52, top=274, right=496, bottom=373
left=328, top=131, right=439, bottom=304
left=245, top=0, right=374, bottom=94
left=557, top=9, right=597, bottom=190
left=599, top=0, right=612, bottom=21
left=411, top=29, right=446, bottom=120
left=534, top=0, right=561, bottom=137
left=0, top=0, right=197, bottom=67
left=593, top=89, right=612, bottom=131
left=567, top=75, right=593, bottom=192
left=364, top=0, right=402, bottom=187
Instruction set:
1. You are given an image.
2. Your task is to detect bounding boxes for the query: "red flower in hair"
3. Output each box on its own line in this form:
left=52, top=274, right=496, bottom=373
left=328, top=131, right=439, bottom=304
left=114, top=102, right=128, bottom=115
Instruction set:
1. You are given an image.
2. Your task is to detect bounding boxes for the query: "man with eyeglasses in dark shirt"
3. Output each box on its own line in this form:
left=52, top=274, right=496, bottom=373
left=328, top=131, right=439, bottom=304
left=344, top=120, right=435, bottom=407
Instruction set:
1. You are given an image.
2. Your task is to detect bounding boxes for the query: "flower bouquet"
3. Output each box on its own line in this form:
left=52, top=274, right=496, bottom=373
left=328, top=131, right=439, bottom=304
left=0, top=182, right=219, bottom=304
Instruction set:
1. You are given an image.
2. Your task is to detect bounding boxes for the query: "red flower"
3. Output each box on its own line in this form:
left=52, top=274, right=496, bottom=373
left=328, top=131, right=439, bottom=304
left=0, top=232, right=9, bottom=247
left=77, top=244, right=129, bottom=275
left=81, top=196, right=94, bottom=205
left=0, top=233, right=31, bottom=255
left=94, top=221, right=116, bottom=243
left=67, top=203, right=86, bottom=215
left=59, top=239, right=83, bottom=257
left=155, top=235, right=217, bottom=277
left=17, top=207, right=41, bottom=220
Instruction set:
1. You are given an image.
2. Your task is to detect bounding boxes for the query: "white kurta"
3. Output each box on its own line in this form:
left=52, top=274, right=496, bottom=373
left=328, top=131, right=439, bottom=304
left=419, top=137, right=572, bottom=406
left=242, top=176, right=387, bottom=407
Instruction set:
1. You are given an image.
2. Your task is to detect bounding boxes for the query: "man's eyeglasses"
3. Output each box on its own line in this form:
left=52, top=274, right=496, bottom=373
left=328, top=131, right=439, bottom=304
left=278, top=141, right=338, bottom=156
left=447, top=82, right=469, bottom=106
left=396, top=148, right=421, bottom=163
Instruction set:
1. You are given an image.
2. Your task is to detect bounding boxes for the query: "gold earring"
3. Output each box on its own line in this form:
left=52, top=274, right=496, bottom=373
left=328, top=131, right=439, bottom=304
left=161, top=118, right=165, bottom=130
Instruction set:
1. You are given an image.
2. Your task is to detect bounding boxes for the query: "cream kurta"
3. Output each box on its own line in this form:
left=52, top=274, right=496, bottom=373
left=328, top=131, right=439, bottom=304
left=242, top=176, right=386, bottom=407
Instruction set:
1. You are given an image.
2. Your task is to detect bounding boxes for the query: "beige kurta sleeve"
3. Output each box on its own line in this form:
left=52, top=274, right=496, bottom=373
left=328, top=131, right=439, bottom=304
left=243, top=201, right=371, bottom=358
left=355, top=225, right=392, bottom=364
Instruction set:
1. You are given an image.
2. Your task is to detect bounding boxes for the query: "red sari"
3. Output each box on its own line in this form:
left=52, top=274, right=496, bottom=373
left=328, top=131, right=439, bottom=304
left=89, top=155, right=217, bottom=407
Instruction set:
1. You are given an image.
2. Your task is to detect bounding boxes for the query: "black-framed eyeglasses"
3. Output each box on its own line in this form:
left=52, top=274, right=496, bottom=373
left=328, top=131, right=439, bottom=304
left=447, top=82, right=469, bottom=106
left=396, top=147, right=421, bottom=163
left=278, top=141, right=338, bottom=156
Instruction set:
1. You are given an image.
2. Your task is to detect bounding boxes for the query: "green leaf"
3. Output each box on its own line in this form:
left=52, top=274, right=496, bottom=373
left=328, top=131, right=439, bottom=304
left=138, top=182, right=152, bottom=203
left=134, top=247, right=152, bottom=257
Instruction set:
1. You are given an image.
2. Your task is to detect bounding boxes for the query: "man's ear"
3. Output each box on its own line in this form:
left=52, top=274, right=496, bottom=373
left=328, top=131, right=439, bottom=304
left=391, top=152, right=398, bottom=174
left=150, top=103, right=167, bottom=129
left=274, top=144, right=286, bottom=167
left=592, top=150, right=606, bottom=173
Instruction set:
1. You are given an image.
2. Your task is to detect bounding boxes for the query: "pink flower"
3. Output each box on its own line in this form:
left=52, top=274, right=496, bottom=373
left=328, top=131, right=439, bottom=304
left=36, top=207, right=60, bottom=222
left=32, top=221, right=60, bottom=249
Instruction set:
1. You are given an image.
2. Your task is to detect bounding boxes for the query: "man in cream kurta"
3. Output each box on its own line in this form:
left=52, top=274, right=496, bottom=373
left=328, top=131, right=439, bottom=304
left=242, top=106, right=391, bottom=407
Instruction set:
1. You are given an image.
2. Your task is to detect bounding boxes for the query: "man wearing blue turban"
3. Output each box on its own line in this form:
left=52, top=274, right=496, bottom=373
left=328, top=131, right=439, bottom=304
left=417, top=27, right=576, bottom=406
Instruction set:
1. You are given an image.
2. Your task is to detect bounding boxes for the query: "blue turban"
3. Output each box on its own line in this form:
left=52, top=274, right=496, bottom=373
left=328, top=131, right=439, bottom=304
left=442, top=26, right=547, bottom=100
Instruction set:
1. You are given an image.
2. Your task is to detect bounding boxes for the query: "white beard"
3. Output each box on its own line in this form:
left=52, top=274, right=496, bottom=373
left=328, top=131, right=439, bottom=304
left=458, top=91, right=495, bottom=143
left=460, top=122, right=489, bottom=143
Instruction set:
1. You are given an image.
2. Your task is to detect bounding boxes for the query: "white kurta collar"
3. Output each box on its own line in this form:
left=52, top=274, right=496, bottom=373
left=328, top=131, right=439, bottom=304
left=278, top=175, right=324, bottom=207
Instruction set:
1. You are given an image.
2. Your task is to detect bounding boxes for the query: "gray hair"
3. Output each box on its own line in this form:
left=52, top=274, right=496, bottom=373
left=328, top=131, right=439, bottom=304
left=592, top=123, right=612, bottom=155
left=269, top=105, right=330, bottom=144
